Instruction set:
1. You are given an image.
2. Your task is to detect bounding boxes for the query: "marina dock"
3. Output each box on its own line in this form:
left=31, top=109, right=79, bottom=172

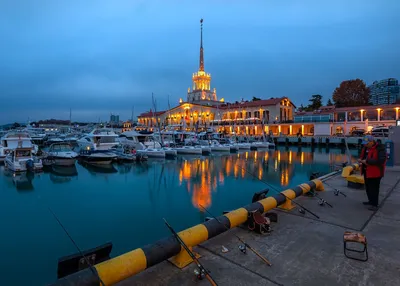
left=116, top=167, right=400, bottom=286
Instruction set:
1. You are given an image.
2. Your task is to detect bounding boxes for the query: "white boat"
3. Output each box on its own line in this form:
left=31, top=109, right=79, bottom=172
left=194, top=145, right=211, bottom=155
left=210, top=141, right=231, bottom=152
left=162, top=147, right=177, bottom=158
left=237, top=143, right=251, bottom=150
left=110, top=145, right=137, bottom=162
left=79, top=150, right=117, bottom=165
left=45, top=135, right=64, bottom=145
left=42, top=143, right=78, bottom=166
left=175, top=146, right=203, bottom=155
left=251, top=141, right=271, bottom=149
left=63, top=134, right=79, bottom=144
left=137, top=148, right=166, bottom=158
left=0, top=132, right=39, bottom=162
left=77, top=128, right=119, bottom=151
left=226, top=144, right=239, bottom=152
left=5, top=148, right=43, bottom=172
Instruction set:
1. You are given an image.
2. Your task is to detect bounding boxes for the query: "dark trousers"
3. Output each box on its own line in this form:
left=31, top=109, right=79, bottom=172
left=364, top=176, right=382, bottom=207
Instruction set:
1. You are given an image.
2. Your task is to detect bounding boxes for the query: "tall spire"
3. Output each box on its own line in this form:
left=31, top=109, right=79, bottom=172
left=199, top=18, right=204, bottom=72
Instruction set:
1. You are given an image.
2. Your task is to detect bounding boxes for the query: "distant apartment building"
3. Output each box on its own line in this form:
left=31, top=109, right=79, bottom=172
left=369, top=78, right=400, bottom=105
left=109, top=114, right=120, bottom=125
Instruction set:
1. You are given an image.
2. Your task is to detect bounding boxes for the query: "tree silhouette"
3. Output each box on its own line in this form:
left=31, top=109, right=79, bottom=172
left=252, top=96, right=261, bottom=101
left=327, top=99, right=333, bottom=106
left=304, top=94, right=323, bottom=111
left=332, top=79, right=370, bottom=107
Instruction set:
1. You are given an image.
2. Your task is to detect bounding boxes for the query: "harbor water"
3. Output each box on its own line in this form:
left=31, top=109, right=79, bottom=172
left=0, top=147, right=357, bottom=285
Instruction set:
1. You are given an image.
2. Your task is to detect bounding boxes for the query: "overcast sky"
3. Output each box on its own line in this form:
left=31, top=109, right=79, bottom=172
left=0, top=0, right=399, bottom=124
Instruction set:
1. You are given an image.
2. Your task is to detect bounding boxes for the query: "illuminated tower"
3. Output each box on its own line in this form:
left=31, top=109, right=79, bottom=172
left=187, top=19, right=217, bottom=103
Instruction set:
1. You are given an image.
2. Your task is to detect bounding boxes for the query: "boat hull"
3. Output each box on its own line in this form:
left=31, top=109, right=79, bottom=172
left=210, top=146, right=231, bottom=152
left=175, top=147, right=203, bottom=155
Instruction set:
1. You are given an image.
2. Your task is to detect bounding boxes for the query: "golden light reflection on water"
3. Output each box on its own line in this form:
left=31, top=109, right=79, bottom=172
left=176, top=149, right=352, bottom=209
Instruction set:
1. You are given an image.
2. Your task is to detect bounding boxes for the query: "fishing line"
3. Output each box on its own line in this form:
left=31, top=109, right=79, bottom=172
left=237, top=162, right=320, bottom=219
left=37, top=196, right=105, bottom=286
left=199, top=204, right=272, bottom=266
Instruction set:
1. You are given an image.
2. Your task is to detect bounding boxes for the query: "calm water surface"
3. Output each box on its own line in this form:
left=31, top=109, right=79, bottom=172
left=0, top=147, right=357, bottom=285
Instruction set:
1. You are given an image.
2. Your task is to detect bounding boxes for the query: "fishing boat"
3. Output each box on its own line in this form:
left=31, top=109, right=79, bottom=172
left=77, top=128, right=119, bottom=151
left=79, top=150, right=117, bottom=165
left=4, top=148, right=43, bottom=172
left=42, top=143, right=78, bottom=166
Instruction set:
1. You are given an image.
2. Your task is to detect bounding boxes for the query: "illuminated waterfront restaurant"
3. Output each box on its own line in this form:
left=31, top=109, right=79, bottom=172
left=138, top=20, right=400, bottom=136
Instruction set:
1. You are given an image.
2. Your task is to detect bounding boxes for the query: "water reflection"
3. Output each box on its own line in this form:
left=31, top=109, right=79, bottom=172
left=175, top=148, right=356, bottom=210
left=2, top=169, right=35, bottom=191
left=79, top=162, right=118, bottom=174
left=48, top=165, right=78, bottom=184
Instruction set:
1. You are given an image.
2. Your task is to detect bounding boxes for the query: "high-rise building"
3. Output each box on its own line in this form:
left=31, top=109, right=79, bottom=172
left=110, top=114, right=119, bottom=125
left=369, top=78, right=400, bottom=105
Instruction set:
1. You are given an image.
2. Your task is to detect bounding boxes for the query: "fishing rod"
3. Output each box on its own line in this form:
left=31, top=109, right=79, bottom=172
left=307, top=189, right=333, bottom=207
left=311, top=171, right=347, bottom=198
left=323, top=181, right=347, bottom=197
left=163, top=218, right=218, bottom=286
left=199, top=204, right=272, bottom=266
left=47, top=206, right=106, bottom=286
left=238, top=165, right=320, bottom=219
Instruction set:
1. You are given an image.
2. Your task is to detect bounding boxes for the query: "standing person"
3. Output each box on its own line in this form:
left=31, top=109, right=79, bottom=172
left=358, top=135, right=386, bottom=211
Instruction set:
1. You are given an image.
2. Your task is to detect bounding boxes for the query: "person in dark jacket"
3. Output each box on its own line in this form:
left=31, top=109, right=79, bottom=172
left=358, top=135, right=387, bottom=211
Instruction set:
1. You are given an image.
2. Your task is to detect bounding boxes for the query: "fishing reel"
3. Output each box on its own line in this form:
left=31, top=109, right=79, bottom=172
left=334, top=189, right=347, bottom=197
left=318, top=200, right=325, bottom=206
left=298, top=208, right=305, bottom=215
left=194, top=268, right=205, bottom=280
left=238, top=244, right=247, bottom=254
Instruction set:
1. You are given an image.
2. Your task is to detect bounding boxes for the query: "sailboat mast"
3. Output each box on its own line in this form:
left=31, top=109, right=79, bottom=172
left=152, top=93, right=164, bottom=146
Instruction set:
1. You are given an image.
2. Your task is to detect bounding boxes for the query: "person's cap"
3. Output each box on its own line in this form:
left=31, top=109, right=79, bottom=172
left=362, top=135, right=375, bottom=145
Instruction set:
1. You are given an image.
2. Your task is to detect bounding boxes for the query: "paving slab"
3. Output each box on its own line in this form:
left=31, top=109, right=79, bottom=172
left=116, top=170, right=400, bottom=286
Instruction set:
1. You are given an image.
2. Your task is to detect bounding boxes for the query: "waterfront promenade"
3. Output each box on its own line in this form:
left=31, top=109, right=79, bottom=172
left=119, top=167, right=400, bottom=286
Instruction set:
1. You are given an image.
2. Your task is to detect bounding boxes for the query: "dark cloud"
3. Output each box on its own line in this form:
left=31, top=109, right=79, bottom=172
left=0, top=0, right=399, bottom=124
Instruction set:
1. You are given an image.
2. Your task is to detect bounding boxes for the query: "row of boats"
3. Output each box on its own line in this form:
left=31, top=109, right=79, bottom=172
left=0, top=128, right=275, bottom=172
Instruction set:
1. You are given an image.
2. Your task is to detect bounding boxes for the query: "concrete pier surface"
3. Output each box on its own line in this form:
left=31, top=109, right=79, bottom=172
left=117, top=167, right=400, bottom=286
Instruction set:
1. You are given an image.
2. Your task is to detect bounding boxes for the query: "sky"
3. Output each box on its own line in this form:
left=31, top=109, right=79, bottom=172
left=0, top=0, right=399, bottom=124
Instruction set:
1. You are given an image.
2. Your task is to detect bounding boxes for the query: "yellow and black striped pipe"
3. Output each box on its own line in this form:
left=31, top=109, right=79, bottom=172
left=341, top=163, right=359, bottom=178
left=53, top=179, right=324, bottom=286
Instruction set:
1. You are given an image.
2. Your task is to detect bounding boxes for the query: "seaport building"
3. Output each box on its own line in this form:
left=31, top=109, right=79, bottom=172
left=138, top=20, right=400, bottom=136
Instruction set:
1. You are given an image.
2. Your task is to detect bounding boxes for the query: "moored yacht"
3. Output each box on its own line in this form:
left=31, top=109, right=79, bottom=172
left=42, top=143, right=78, bottom=166
left=5, top=148, right=43, bottom=172
left=0, top=132, right=39, bottom=162
left=77, top=128, right=119, bottom=151
left=79, top=149, right=117, bottom=165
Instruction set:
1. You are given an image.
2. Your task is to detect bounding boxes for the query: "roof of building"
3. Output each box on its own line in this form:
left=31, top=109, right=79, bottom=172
left=219, top=97, right=295, bottom=109
left=138, top=110, right=166, bottom=118
left=295, top=103, right=400, bottom=116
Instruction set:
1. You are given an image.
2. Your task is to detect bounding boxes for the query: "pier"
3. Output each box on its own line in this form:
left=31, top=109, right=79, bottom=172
left=115, top=167, right=400, bottom=285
